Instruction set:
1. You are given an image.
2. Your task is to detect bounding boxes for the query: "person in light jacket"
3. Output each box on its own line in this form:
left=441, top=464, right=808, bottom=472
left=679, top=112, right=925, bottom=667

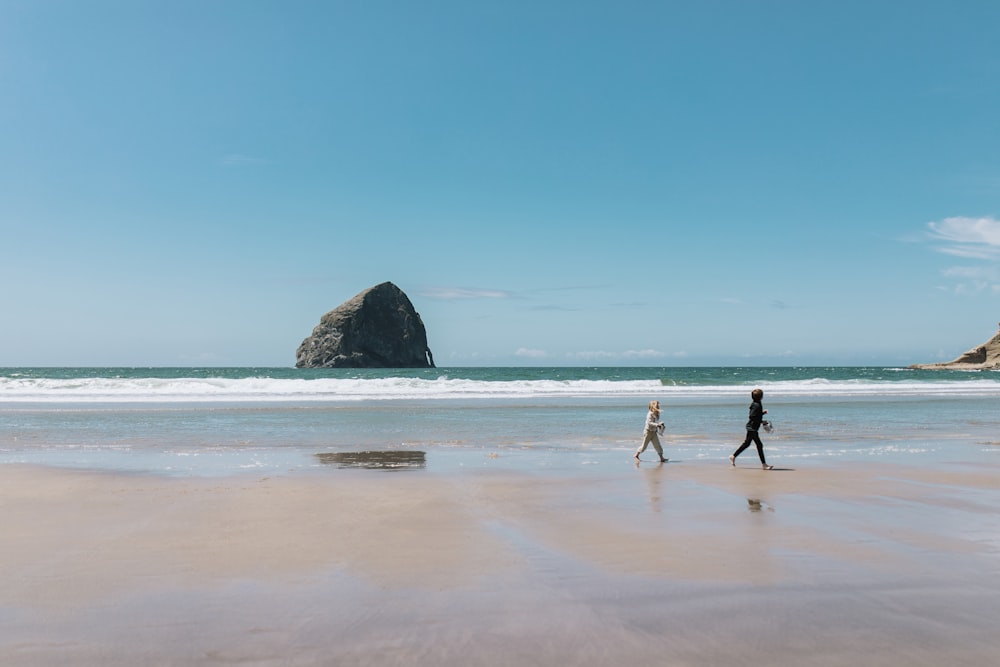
left=635, top=400, right=667, bottom=463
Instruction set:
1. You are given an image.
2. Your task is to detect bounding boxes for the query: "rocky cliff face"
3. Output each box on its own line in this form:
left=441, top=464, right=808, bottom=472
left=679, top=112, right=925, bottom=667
left=910, top=330, right=1000, bottom=370
left=296, top=282, right=435, bottom=369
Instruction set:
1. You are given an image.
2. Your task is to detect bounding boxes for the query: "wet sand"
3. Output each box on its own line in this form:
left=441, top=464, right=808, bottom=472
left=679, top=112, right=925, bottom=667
left=2, top=459, right=999, bottom=666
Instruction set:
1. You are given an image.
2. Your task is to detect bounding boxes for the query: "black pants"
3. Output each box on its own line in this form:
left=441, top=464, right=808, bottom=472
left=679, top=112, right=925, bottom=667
left=733, top=430, right=766, bottom=464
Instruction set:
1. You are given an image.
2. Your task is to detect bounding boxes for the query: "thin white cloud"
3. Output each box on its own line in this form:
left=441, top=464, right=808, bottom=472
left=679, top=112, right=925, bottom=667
left=565, top=351, right=617, bottom=361
left=528, top=304, right=580, bottom=311
left=622, top=349, right=672, bottom=359
left=419, top=287, right=512, bottom=300
left=943, top=266, right=999, bottom=280
left=953, top=282, right=987, bottom=295
left=740, top=350, right=796, bottom=359
left=515, top=347, right=548, bottom=358
left=937, top=246, right=999, bottom=260
left=924, top=219, right=1000, bottom=292
left=926, top=216, right=1000, bottom=259
left=566, top=349, right=685, bottom=361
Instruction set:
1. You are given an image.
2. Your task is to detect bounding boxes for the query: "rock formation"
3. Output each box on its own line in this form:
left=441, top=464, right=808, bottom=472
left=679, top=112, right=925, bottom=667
left=296, top=282, right=435, bottom=368
left=910, top=329, right=1000, bottom=370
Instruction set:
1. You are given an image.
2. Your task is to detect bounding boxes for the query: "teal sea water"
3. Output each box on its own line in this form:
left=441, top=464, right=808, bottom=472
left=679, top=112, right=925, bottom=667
left=1, top=366, right=998, bottom=475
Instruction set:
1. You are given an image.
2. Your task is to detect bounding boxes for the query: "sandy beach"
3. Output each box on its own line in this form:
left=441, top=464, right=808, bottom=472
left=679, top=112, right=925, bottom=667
left=2, top=458, right=999, bottom=666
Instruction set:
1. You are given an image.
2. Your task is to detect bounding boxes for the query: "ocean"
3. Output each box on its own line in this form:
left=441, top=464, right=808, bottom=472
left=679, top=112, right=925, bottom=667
left=2, top=366, right=999, bottom=475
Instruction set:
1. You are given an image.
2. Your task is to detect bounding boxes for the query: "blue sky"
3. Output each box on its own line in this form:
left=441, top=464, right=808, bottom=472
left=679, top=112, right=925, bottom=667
left=2, top=1, right=999, bottom=367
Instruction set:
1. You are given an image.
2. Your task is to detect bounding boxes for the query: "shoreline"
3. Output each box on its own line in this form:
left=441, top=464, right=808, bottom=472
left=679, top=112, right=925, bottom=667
left=3, top=460, right=999, bottom=665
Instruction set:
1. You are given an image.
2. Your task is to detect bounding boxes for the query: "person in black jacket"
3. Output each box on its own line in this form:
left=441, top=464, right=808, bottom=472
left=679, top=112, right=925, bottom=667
left=729, top=388, right=773, bottom=470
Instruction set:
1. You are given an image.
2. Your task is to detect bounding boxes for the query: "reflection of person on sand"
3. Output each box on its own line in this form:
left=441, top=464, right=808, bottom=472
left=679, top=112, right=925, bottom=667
left=729, top=388, right=773, bottom=470
left=638, top=460, right=666, bottom=511
left=635, top=400, right=668, bottom=462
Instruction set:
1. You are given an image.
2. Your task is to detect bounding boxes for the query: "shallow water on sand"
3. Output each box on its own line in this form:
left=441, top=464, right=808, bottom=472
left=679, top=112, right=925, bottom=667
left=0, top=393, right=998, bottom=475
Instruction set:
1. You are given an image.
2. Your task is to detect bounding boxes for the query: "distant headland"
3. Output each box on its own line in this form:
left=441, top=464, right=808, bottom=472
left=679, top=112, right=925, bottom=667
left=909, top=328, right=1000, bottom=370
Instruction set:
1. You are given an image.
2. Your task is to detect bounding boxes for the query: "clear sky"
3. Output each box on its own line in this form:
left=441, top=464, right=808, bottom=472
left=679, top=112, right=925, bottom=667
left=2, top=1, right=999, bottom=367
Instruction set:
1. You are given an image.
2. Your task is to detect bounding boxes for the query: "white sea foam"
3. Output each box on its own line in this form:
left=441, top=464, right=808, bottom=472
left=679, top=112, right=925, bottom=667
left=0, top=376, right=661, bottom=402
left=2, top=375, right=1000, bottom=403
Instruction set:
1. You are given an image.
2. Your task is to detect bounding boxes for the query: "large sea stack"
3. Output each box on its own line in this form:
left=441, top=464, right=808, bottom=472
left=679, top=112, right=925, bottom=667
left=909, top=329, right=1000, bottom=370
left=296, top=282, right=435, bottom=369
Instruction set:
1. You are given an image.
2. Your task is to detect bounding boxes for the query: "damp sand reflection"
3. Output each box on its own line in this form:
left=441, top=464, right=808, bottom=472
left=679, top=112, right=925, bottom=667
left=747, top=498, right=775, bottom=512
left=316, top=451, right=426, bottom=470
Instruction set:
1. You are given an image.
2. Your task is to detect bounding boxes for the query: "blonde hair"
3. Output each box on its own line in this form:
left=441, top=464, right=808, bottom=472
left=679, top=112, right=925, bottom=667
left=648, top=400, right=661, bottom=417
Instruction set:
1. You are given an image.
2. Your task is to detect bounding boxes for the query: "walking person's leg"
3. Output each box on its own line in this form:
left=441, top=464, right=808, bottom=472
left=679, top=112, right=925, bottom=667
left=751, top=432, right=772, bottom=469
left=636, top=431, right=653, bottom=459
left=650, top=432, right=666, bottom=462
left=730, top=433, right=752, bottom=465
